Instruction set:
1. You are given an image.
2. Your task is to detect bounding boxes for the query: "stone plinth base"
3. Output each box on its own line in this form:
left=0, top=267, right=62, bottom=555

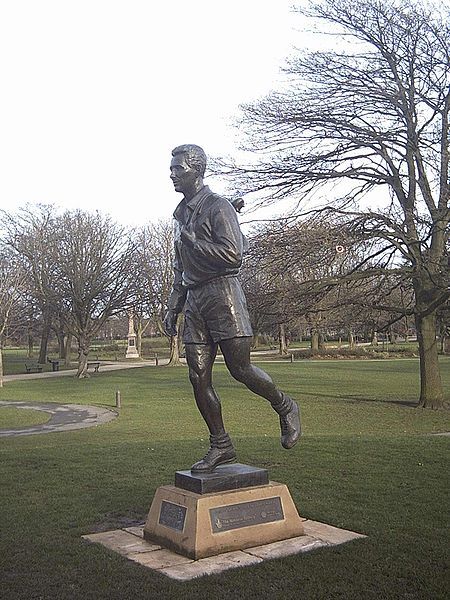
left=125, top=333, right=139, bottom=359
left=125, top=348, right=139, bottom=359
left=143, top=481, right=304, bottom=560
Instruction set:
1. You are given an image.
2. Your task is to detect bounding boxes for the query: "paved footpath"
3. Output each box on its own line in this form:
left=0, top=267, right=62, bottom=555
left=2, top=359, right=166, bottom=383
left=0, top=401, right=118, bottom=437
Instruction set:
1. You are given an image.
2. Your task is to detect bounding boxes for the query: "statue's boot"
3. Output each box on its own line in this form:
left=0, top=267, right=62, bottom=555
left=191, top=432, right=236, bottom=473
left=272, top=393, right=301, bottom=449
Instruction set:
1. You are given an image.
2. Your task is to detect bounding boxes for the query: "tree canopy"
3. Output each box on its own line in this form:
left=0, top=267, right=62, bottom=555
left=217, top=0, right=449, bottom=407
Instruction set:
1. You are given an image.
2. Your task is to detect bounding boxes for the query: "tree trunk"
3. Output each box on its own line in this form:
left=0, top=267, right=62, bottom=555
left=38, top=310, right=52, bottom=364
left=27, top=329, right=34, bottom=358
left=252, top=334, right=260, bottom=350
left=371, top=331, right=378, bottom=346
left=0, top=345, right=3, bottom=388
left=318, top=331, right=326, bottom=350
left=416, top=311, right=444, bottom=408
left=278, top=323, right=288, bottom=355
left=135, top=317, right=145, bottom=357
left=167, top=334, right=182, bottom=366
left=76, top=335, right=91, bottom=378
left=348, top=330, right=355, bottom=350
left=136, top=328, right=142, bottom=357
left=311, top=329, right=319, bottom=352
left=65, top=333, right=73, bottom=367
left=178, top=333, right=185, bottom=358
left=57, top=328, right=65, bottom=358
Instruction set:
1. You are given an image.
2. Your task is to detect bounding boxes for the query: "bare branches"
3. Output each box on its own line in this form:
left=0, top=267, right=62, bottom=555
left=54, top=210, right=135, bottom=351
left=226, top=0, right=449, bottom=406
left=0, top=247, right=26, bottom=337
left=216, top=1, right=448, bottom=235
left=3, top=206, right=136, bottom=377
left=132, top=220, right=175, bottom=332
left=241, top=216, right=418, bottom=348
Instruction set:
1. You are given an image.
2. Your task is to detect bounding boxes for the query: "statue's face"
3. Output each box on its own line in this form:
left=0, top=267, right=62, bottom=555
left=170, top=154, right=198, bottom=195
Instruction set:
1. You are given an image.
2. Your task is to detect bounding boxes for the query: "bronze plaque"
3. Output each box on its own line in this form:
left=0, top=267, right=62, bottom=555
left=210, top=496, right=284, bottom=533
left=158, top=500, right=187, bottom=532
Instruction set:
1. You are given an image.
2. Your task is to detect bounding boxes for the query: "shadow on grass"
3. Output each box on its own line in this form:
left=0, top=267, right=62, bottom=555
left=297, top=390, right=420, bottom=408
left=341, top=395, right=420, bottom=408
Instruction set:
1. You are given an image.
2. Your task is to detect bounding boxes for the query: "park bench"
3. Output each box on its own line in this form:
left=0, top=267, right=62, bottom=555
left=87, top=361, right=101, bottom=372
left=47, top=357, right=61, bottom=372
left=24, top=362, right=43, bottom=374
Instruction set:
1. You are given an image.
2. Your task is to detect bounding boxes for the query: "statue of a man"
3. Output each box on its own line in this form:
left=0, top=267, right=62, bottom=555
left=164, top=144, right=301, bottom=473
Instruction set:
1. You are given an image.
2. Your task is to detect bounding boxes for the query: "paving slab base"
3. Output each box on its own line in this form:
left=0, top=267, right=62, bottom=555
left=83, top=520, right=366, bottom=581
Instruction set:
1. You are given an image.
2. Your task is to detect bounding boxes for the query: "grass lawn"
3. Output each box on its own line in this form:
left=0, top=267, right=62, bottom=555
left=0, top=359, right=449, bottom=599
left=0, top=406, right=51, bottom=428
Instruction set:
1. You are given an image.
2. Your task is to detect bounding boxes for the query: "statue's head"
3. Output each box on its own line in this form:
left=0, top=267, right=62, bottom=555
left=171, top=144, right=207, bottom=177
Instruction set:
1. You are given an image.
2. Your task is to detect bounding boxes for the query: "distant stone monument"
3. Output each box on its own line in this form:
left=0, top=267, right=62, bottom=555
left=125, top=312, right=139, bottom=359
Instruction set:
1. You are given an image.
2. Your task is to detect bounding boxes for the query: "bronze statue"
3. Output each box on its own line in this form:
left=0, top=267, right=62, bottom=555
left=164, top=144, right=301, bottom=473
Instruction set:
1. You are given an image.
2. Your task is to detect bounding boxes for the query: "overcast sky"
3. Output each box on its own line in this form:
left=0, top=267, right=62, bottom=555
left=0, top=0, right=307, bottom=226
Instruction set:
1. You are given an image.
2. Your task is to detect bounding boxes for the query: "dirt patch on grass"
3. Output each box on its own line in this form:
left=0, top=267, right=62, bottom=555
left=91, top=509, right=147, bottom=532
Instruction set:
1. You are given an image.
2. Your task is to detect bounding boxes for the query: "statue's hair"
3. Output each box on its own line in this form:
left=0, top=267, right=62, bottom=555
left=171, top=144, right=207, bottom=176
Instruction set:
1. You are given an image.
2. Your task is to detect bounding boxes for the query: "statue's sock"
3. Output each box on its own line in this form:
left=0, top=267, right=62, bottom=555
left=271, top=392, right=294, bottom=416
left=210, top=432, right=234, bottom=449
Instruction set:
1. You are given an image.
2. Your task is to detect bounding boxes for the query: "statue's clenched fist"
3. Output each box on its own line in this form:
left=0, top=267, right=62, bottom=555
left=163, top=310, right=178, bottom=337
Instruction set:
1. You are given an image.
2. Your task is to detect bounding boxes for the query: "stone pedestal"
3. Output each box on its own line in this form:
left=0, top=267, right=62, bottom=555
left=143, top=463, right=305, bottom=560
left=125, top=335, right=139, bottom=359
left=125, top=312, right=139, bottom=359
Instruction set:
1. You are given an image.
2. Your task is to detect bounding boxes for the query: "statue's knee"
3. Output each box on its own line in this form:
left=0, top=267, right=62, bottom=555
left=188, top=369, right=200, bottom=387
left=229, top=364, right=247, bottom=383
left=188, top=367, right=208, bottom=388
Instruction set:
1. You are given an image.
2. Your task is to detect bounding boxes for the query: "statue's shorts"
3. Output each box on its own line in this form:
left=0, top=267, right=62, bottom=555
left=183, top=276, right=253, bottom=344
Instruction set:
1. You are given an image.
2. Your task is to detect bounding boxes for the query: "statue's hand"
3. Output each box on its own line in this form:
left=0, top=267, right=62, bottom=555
left=163, top=310, right=178, bottom=337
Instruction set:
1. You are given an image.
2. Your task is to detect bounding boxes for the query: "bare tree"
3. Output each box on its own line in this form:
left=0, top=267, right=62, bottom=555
left=244, top=218, right=419, bottom=357
left=2, top=205, right=61, bottom=364
left=218, top=0, right=449, bottom=408
left=55, top=210, right=135, bottom=378
left=242, top=218, right=361, bottom=349
left=134, top=221, right=182, bottom=365
left=0, top=247, right=26, bottom=387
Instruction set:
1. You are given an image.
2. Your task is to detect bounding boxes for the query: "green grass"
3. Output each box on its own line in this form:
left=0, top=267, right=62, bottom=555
left=0, top=359, right=449, bottom=599
left=0, top=406, right=51, bottom=428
